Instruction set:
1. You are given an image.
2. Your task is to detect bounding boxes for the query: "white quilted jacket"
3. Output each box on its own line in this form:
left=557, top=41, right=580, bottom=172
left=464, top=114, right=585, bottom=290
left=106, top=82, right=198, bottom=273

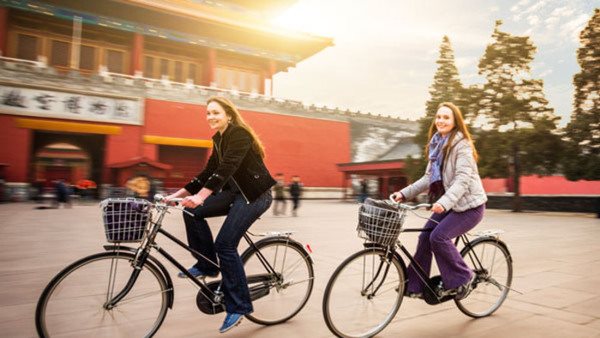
left=400, top=132, right=487, bottom=212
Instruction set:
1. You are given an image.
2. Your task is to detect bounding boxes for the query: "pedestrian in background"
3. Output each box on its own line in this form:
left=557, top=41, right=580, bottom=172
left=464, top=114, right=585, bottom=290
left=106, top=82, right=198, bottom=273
left=272, top=173, right=287, bottom=216
left=289, top=175, right=303, bottom=217
left=359, top=179, right=368, bottom=203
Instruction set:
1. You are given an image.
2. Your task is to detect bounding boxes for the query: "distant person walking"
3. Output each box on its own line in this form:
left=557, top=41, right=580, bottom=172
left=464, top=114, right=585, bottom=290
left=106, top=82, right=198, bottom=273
left=53, top=179, right=71, bottom=208
left=289, top=175, right=303, bottom=217
left=359, top=179, right=368, bottom=203
left=272, top=173, right=287, bottom=216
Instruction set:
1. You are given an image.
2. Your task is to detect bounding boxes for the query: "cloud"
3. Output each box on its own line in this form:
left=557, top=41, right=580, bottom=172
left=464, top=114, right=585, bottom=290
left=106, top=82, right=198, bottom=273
left=527, top=15, right=540, bottom=26
left=550, top=6, right=575, bottom=17
left=560, top=13, right=590, bottom=42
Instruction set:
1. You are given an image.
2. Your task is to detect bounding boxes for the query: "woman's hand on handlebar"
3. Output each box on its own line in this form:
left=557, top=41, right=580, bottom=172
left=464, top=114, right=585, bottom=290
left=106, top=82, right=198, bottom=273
left=390, top=192, right=404, bottom=203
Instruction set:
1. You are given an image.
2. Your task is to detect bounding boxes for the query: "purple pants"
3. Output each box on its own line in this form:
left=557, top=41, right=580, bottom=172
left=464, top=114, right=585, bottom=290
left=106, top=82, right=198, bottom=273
left=406, top=204, right=485, bottom=292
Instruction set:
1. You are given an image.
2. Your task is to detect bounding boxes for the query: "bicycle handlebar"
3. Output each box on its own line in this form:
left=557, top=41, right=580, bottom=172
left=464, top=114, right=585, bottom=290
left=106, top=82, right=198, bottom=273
left=153, top=194, right=193, bottom=216
left=388, top=194, right=431, bottom=210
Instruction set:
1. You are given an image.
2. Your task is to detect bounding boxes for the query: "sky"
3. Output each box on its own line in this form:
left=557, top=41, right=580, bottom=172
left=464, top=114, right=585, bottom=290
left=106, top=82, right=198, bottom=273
left=271, top=0, right=597, bottom=127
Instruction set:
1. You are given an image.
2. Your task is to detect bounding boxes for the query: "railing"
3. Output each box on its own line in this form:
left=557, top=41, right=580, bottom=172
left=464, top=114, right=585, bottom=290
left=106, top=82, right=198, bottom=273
left=0, top=56, right=413, bottom=123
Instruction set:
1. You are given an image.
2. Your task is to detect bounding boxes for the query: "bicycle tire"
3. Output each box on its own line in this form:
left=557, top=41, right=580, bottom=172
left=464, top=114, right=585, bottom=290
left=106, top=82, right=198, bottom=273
left=323, top=247, right=405, bottom=338
left=455, top=238, right=513, bottom=318
left=36, top=251, right=170, bottom=338
left=241, top=237, right=314, bottom=325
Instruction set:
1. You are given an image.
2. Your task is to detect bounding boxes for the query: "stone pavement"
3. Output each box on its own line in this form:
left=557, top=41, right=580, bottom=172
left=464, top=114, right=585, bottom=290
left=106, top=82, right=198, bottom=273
left=1, top=200, right=599, bottom=338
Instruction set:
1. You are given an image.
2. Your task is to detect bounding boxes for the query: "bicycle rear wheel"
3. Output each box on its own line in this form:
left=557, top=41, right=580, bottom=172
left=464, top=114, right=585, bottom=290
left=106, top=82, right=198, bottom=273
left=455, top=238, right=513, bottom=318
left=241, top=238, right=314, bottom=325
left=36, top=251, right=169, bottom=338
left=323, top=247, right=405, bottom=338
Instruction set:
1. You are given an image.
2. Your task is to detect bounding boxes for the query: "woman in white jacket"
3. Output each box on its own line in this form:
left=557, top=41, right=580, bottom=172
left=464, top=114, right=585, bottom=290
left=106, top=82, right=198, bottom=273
left=392, top=102, right=487, bottom=300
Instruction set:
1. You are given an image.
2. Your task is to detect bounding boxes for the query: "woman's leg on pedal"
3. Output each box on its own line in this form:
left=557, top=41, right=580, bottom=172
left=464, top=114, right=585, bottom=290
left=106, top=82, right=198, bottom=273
left=215, top=191, right=273, bottom=314
left=183, top=191, right=236, bottom=275
left=405, top=212, right=447, bottom=293
left=430, top=204, right=484, bottom=289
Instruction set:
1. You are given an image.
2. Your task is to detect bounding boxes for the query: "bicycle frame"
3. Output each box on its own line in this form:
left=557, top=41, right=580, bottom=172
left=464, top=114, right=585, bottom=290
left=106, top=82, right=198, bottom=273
left=102, top=204, right=283, bottom=311
left=365, top=228, right=486, bottom=305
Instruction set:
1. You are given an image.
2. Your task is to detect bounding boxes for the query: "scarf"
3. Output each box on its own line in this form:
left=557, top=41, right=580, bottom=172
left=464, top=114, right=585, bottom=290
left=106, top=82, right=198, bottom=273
left=429, top=132, right=449, bottom=184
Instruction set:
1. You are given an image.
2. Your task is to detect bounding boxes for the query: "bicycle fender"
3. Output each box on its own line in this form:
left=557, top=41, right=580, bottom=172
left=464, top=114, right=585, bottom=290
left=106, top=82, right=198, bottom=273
left=103, top=245, right=175, bottom=309
left=241, top=236, right=314, bottom=265
left=460, top=237, right=512, bottom=263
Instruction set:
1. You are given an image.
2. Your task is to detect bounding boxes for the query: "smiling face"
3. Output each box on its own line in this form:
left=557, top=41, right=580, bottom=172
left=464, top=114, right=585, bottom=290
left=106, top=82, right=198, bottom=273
left=435, top=106, right=456, bottom=136
left=206, top=101, right=230, bottom=133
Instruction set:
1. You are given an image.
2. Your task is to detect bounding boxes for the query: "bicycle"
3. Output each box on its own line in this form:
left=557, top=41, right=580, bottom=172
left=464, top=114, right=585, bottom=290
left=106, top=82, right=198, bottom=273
left=322, top=198, right=513, bottom=338
left=35, top=195, right=314, bottom=337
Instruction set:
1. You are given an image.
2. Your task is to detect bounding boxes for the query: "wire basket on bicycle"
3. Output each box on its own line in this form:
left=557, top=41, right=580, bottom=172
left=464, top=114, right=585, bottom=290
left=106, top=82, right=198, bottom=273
left=100, top=198, right=153, bottom=243
left=357, top=198, right=406, bottom=246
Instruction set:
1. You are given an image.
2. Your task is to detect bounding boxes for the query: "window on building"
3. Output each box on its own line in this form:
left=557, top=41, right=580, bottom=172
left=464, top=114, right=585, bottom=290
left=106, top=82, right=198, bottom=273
left=16, top=34, right=38, bottom=61
left=106, top=49, right=124, bottom=73
left=144, top=55, right=155, bottom=78
left=160, top=59, right=169, bottom=79
left=50, top=40, right=70, bottom=67
left=174, top=61, right=183, bottom=82
left=215, top=67, right=260, bottom=93
left=79, top=45, right=96, bottom=71
left=188, top=63, right=197, bottom=83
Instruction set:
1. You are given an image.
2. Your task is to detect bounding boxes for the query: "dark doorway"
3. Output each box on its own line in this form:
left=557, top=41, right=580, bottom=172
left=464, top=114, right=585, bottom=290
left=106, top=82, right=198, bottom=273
left=31, top=131, right=106, bottom=188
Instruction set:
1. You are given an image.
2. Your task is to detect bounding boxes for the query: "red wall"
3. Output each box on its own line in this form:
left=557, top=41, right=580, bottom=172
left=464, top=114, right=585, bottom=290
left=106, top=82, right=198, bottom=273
left=0, top=115, right=30, bottom=182
left=243, top=110, right=350, bottom=187
left=482, top=176, right=600, bottom=195
left=144, top=99, right=211, bottom=140
left=143, top=99, right=351, bottom=187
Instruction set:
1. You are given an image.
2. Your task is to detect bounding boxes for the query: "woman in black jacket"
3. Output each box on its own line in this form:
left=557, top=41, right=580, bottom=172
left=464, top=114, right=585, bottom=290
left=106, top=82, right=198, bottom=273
left=166, top=96, right=275, bottom=333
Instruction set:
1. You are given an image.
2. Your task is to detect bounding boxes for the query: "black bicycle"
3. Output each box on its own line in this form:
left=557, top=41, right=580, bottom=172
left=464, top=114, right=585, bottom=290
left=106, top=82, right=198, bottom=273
left=35, top=195, right=314, bottom=337
left=322, top=199, right=513, bottom=338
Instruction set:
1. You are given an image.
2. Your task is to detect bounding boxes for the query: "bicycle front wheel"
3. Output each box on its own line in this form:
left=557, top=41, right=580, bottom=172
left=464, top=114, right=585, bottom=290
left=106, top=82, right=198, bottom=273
left=323, top=247, right=405, bottom=338
left=455, top=238, right=513, bottom=318
left=36, top=251, right=170, bottom=338
left=242, top=238, right=314, bottom=325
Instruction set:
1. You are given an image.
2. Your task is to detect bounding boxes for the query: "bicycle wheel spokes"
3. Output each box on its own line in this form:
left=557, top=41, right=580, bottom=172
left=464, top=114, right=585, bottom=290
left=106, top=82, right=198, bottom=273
left=243, top=241, right=314, bottom=325
left=456, top=240, right=512, bottom=318
left=323, top=248, right=404, bottom=338
left=37, top=253, right=169, bottom=338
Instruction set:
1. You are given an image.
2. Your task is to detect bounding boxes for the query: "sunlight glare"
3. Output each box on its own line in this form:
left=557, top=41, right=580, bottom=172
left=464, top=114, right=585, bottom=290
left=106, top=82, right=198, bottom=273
left=271, top=2, right=336, bottom=37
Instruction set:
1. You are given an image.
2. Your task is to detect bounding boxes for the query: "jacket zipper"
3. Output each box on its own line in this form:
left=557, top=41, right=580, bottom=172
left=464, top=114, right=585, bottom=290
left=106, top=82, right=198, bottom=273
left=214, top=139, right=250, bottom=204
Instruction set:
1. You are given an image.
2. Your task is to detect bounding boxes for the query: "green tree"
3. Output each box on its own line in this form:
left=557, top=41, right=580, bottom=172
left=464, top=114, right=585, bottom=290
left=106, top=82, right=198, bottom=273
left=477, top=21, right=560, bottom=211
left=417, top=36, right=465, bottom=146
left=408, top=36, right=465, bottom=182
left=564, top=8, right=600, bottom=180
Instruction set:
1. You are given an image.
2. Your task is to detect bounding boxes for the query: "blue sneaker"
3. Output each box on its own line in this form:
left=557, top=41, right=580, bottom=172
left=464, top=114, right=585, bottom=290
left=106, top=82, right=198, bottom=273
left=219, top=312, right=243, bottom=333
left=177, top=266, right=218, bottom=279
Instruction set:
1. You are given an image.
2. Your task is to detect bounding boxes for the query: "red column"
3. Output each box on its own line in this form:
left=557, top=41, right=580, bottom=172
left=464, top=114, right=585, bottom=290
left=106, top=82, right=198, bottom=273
left=131, top=33, right=144, bottom=76
left=380, top=176, right=389, bottom=199
left=203, top=48, right=216, bottom=86
left=0, top=7, right=9, bottom=56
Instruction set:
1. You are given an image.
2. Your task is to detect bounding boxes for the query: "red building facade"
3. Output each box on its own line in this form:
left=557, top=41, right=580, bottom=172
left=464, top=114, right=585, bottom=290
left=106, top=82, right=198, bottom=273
left=0, top=0, right=374, bottom=198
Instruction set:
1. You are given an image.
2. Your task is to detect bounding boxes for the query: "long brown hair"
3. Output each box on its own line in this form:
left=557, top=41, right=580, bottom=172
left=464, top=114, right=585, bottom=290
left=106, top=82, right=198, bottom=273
left=207, top=96, right=266, bottom=158
left=425, top=102, right=478, bottom=161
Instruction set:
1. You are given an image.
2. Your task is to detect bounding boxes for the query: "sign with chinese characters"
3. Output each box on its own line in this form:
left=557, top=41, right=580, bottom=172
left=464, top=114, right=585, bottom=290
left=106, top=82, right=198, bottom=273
left=0, top=85, right=143, bottom=125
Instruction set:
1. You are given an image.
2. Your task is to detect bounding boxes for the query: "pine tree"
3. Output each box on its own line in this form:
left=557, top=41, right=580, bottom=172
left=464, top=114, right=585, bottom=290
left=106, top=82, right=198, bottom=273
left=408, top=36, right=465, bottom=182
left=477, top=21, right=560, bottom=211
left=565, top=9, right=600, bottom=180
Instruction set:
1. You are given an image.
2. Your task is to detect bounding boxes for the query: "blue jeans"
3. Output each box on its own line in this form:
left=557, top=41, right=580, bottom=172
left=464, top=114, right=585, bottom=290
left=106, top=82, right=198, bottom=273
left=183, top=189, right=273, bottom=314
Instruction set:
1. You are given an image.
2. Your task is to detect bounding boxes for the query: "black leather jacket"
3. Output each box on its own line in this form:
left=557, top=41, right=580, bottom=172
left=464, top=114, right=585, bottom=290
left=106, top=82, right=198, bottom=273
left=184, top=124, right=276, bottom=203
